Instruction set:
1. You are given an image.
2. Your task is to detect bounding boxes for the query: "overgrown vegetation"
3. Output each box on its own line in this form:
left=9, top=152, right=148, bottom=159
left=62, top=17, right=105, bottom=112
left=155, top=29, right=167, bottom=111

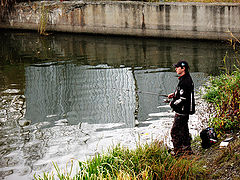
left=203, top=33, right=240, bottom=134
left=0, top=0, right=14, bottom=18
left=1, top=0, right=15, bottom=9
left=34, top=141, right=206, bottom=180
left=1, top=0, right=240, bottom=11
left=163, top=0, right=240, bottom=2
left=1, top=0, right=49, bottom=35
left=203, top=71, right=240, bottom=133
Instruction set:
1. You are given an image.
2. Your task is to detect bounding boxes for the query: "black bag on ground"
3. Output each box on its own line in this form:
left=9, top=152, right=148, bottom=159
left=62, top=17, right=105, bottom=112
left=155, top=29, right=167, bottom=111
left=200, top=127, right=218, bottom=149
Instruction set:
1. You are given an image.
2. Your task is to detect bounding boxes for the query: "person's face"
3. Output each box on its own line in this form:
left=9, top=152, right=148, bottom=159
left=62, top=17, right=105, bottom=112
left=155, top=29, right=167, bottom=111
left=175, top=66, right=185, bottom=75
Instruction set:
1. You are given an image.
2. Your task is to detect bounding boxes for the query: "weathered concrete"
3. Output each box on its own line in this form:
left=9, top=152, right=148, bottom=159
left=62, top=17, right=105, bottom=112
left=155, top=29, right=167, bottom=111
left=0, top=1, right=240, bottom=40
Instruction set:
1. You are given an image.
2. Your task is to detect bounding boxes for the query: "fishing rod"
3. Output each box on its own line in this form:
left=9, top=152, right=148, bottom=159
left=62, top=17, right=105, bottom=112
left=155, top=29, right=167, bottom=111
left=112, top=87, right=168, bottom=97
left=136, top=90, right=168, bottom=97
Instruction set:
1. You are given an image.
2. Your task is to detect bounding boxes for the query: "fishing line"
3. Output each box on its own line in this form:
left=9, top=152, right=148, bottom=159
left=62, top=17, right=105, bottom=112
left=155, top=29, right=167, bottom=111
left=112, top=87, right=168, bottom=97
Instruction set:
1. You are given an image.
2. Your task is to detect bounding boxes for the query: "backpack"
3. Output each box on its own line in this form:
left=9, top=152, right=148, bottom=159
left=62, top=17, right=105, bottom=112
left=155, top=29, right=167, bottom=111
left=200, top=127, right=218, bottom=149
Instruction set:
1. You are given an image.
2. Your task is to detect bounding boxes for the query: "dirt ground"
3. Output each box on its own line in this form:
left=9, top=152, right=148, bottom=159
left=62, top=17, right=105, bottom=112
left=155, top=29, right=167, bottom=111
left=192, top=132, right=240, bottom=180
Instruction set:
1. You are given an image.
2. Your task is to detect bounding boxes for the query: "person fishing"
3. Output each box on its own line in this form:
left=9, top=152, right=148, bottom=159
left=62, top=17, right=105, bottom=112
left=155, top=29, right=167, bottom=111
left=168, top=60, right=195, bottom=156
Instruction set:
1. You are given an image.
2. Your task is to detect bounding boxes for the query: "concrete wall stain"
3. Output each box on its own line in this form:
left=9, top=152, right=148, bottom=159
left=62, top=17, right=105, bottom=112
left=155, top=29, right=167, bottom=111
left=101, top=4, right=106, bottom=27
left=165, top=5, right=171, bottom=30
left=77, top=6, right=85, bottom=27
left=192, top=5, right=197, bottom=31
left=0, top=1, right=240, bottom=40
left=123, top=3, right=129, bottom=28
left=219, top=6, right=225, bottom=32
left=156, top=5, right=164, bottom=30
left=142, top=6, right=146, bottom=30
left=132, top=4, right=139, bottom=29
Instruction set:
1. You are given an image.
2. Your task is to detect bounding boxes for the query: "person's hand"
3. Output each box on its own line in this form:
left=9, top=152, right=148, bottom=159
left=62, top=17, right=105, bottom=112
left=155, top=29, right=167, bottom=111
left=168, top=93, right=174, bottom=99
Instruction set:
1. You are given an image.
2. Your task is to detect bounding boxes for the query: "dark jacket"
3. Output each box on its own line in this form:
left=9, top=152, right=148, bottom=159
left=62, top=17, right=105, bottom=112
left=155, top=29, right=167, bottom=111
left=170, top=72, right=195, bottom=115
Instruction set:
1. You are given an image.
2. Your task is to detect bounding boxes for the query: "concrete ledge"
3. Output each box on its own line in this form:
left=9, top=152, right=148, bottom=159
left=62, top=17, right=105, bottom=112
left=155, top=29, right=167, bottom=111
left=1, top=1, right=240, bottom=40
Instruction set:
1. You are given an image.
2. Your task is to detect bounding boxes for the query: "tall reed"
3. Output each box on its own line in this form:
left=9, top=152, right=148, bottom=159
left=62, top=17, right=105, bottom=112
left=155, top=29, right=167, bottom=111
left=38, top=3, right=49, bottom=36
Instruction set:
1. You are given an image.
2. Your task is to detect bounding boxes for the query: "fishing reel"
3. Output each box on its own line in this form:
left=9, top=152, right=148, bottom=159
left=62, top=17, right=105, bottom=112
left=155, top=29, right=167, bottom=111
left=163, top=99, right=170, bottom=103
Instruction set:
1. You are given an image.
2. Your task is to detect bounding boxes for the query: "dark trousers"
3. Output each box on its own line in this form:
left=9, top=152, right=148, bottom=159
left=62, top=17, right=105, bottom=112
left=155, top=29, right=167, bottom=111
left=171, top=114, right=192, bottom=154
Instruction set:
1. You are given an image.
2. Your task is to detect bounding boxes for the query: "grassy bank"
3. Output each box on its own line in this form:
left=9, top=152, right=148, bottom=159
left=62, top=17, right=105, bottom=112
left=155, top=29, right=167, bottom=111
left=34, top=136, right=240, bottom=179
left=34, top=141, right=206, bottom=180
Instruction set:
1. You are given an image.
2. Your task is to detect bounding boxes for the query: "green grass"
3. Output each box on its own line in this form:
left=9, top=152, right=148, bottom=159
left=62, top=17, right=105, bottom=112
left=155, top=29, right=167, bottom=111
left=34, top=141, right=206, bottom=180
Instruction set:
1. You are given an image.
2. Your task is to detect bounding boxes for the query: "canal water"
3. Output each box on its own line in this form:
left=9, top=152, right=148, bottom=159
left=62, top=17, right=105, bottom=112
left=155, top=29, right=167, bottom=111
left=0, top=30, right=234, bottom=179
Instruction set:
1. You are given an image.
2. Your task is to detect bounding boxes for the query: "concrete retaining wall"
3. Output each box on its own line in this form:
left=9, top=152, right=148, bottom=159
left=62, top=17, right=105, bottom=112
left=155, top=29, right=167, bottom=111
left=1, top=1, right=240, bottom=40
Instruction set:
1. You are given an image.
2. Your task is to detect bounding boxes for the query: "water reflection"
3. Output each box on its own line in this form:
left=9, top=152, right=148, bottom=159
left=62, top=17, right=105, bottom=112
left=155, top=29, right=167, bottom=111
left=0, top=30, right=234, bottom=179
left=25, top=64, right=136, bottom=128
left=0, top=30, right=232, bottom=74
